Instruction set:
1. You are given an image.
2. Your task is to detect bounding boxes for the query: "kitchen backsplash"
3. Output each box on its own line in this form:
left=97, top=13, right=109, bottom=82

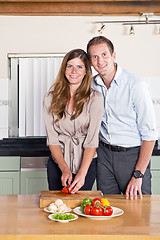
left=0, top=76, right=160, bottom=139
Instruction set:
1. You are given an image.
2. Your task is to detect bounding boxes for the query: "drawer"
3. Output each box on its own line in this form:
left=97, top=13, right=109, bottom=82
left=21, top=157, right=48, bottom=170
left=0, top=156, right=20, bottom=171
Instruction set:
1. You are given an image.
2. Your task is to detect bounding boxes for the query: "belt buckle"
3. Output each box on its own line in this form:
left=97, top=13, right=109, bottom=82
left=108, top=144, right=112, bottom=151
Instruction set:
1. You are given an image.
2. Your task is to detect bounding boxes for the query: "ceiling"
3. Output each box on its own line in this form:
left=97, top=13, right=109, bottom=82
left=0, top=0, right=160, bottom=16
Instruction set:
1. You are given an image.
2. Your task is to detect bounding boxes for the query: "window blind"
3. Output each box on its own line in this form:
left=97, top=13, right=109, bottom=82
left=9, top=55, right=64, bottom=137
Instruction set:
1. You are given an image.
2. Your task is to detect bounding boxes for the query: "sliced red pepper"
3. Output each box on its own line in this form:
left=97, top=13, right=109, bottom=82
left=62, top=185, right=73, bottom=194
left=61, top=186, right=69, bottom=194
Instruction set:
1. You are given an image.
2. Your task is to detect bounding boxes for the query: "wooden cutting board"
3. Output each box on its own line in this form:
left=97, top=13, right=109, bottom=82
left=39, top=190, right=103, bottom=208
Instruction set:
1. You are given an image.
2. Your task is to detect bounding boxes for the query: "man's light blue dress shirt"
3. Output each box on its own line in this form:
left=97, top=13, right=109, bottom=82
left=92, top=64, right=158, bottom=147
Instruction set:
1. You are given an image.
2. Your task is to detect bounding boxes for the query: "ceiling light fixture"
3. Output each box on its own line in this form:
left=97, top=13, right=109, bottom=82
left=98, top=24, right=105, bottom=34
left=93, top=13, right=160, bottom=27
left=129, top=25, right=135, bottom=35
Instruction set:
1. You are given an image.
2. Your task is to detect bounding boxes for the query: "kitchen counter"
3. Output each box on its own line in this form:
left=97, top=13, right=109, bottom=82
left=0, top=137, right=160, bottom=157
left=0, top=137, right=50, bottom=156
left=0, top=194, right=160, bottom=240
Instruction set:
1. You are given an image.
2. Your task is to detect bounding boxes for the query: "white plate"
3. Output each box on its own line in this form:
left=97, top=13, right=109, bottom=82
left=44, top=206, right=71, bottom=214
left=73, top=206, right=124, bottom=220
left=48, top=213, right=78, bottom=223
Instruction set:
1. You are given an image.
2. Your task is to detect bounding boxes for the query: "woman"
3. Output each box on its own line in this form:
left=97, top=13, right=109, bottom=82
left=43, top=49, right=103, bottom=193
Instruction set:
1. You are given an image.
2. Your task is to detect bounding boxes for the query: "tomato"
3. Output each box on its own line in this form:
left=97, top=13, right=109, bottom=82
left=80, top=202, right=91, bottom=213
left=84, top=204, right=92, bottom=215
left=80, top=198, right=92, bottom=213
left=101, top=198, right=110, bottom=207
left=92, top=198, right=103, bottom=207
left=102, top=206, right=113, bottom=216
left=91, top=206, right=103, bottom=216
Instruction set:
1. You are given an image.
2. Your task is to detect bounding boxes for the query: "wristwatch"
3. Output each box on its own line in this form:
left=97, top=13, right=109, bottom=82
left=133, top=170, right=144, bottom=179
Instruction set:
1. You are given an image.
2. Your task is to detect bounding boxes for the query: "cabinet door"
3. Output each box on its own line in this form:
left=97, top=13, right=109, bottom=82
left=151, top=171, right=160, bottom=194
left=20, top=171, right=48, bottom=194
left=151, top=156, right=160, bottom=194
left=0, top=172, right=19, bottom=194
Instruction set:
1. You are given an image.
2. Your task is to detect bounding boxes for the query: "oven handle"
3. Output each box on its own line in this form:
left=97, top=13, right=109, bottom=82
left=21, top=168, right=47, bottom=172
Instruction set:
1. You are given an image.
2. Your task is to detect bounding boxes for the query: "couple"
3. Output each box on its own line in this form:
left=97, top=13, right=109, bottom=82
left=43, top=36, right=157, bottom=200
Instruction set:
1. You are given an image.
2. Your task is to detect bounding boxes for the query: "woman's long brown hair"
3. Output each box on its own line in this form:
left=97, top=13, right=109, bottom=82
left=49, top=49, right=92, bottom=121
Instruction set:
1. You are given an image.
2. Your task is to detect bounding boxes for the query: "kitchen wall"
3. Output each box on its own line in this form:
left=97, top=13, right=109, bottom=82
left=0, top=15, right=160, bottom=139
left=0, top=78, right=8, bottom=138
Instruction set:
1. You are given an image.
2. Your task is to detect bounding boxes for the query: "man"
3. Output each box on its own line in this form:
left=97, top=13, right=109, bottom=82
left=87, top=36, right=158, bottom=200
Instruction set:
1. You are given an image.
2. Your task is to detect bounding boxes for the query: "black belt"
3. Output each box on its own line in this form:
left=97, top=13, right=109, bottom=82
left=100, top=141, right=140, bottom=152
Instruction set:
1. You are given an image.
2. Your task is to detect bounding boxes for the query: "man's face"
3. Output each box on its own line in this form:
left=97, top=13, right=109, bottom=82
left=89, top=43, right=116, bottom=78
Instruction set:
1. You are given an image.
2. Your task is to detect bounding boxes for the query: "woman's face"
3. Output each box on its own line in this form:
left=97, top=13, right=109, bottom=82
left=65, top=57, right=86, bottom=88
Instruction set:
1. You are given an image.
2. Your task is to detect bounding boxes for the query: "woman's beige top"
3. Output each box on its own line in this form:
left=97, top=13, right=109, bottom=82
left=43, top=90, right=103, bottom=174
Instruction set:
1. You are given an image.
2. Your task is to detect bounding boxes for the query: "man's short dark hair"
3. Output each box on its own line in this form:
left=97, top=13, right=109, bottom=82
left=87, top=36, right=114, bottom=59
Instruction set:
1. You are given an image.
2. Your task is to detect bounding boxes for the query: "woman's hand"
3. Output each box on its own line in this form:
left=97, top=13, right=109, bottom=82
left=69, top=148, right=96, bottom=193
left=61, top=167, right=72, bottom=187
left=69, top=171, right=85, bottom=194
left=49, top=145, right=72, bottom=187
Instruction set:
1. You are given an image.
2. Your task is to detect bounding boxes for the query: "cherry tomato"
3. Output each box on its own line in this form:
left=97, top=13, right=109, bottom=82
left=80, top=198, right=92, bottom=213
left=84, top=204, right=92, bottom=215
left=92, top=198, right=103, bottom=207
left=91, top=206, right=103, bottom=216
left=102, top=206, right=113, bottom=216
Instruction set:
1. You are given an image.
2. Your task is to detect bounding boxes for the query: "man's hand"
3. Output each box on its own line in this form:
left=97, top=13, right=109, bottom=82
left=125, top=177, right=143, bottom=200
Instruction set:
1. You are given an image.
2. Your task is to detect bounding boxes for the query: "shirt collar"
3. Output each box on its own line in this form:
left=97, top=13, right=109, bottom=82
left=113, top=64, right=122, bottom=86
left=94, top=74, right=105, bottom=87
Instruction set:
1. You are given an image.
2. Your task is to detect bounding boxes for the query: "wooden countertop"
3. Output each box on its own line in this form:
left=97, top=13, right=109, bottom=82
left=0, top=194, right=160, bottom=240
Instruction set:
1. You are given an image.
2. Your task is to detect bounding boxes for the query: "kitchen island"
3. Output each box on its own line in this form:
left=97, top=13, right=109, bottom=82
left=0, top=194, right=160, bottom=240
